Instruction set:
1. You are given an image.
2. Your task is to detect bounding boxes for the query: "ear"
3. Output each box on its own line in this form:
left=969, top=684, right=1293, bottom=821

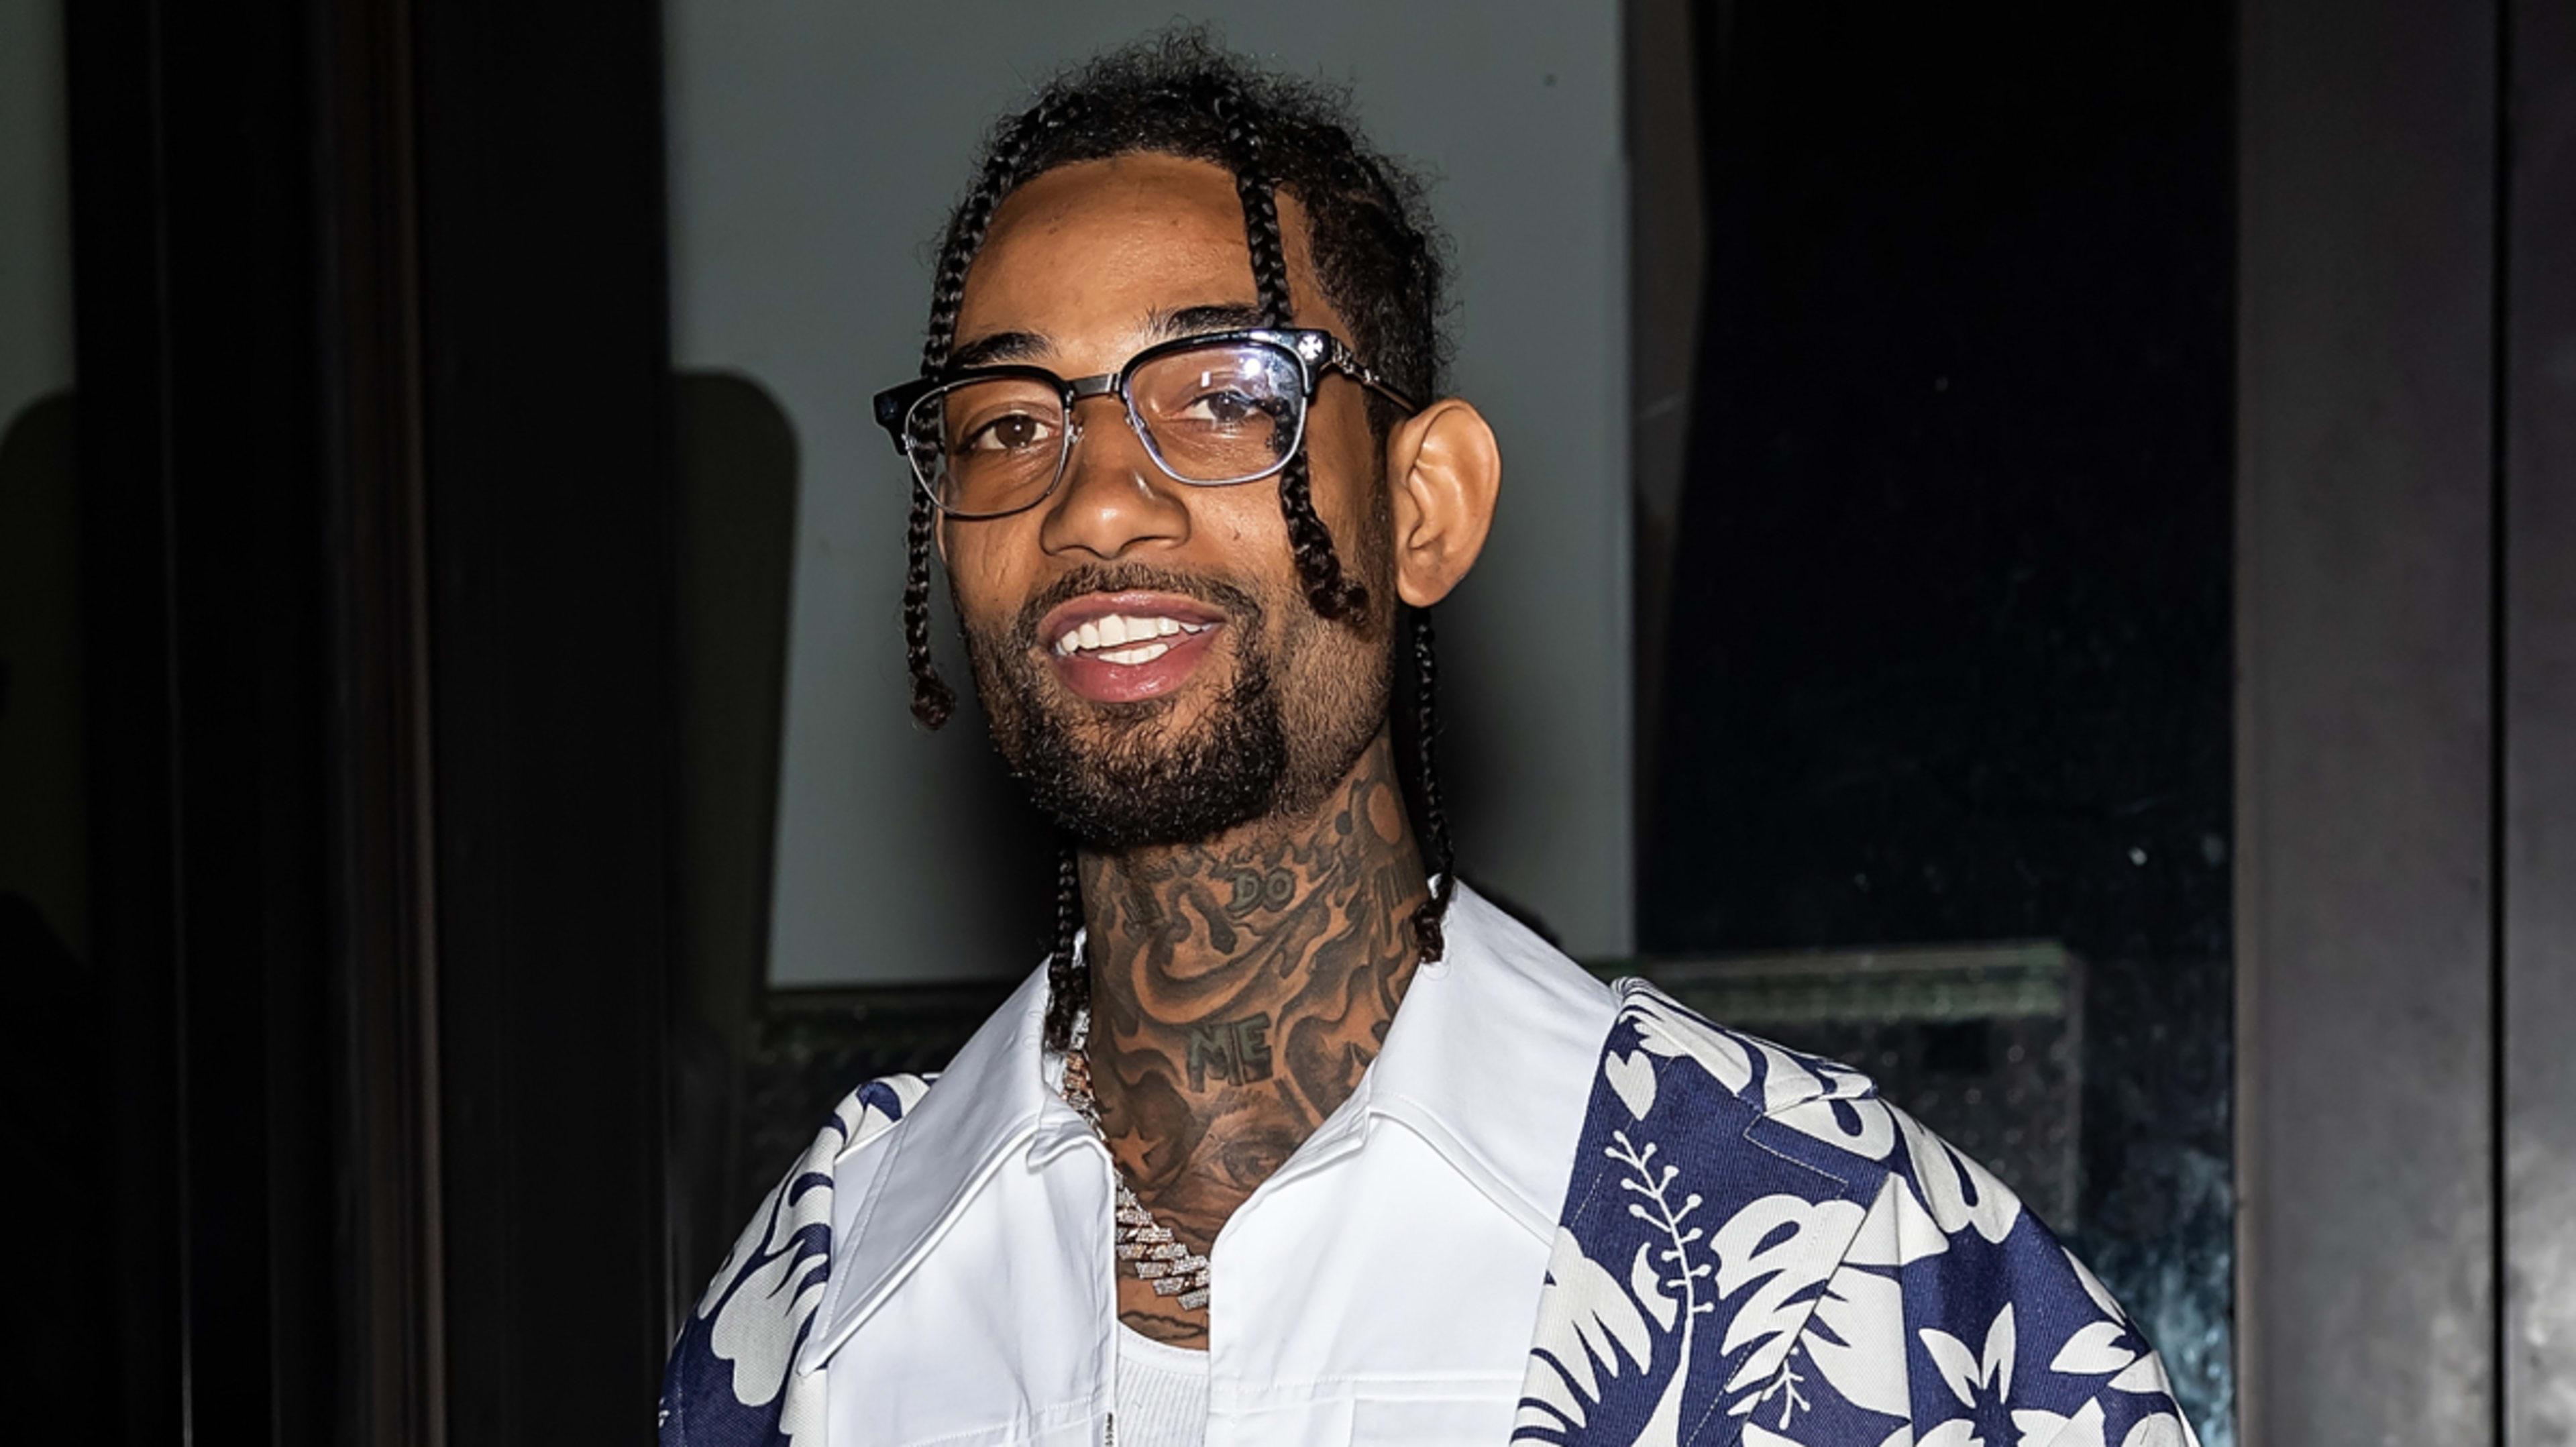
left=1385, top=398, right=1501, bottom=608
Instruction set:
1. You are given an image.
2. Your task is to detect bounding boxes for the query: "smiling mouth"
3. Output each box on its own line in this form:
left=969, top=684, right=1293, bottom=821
left=1049, top=611, right=1219, bottom=665
left=1037, top=591, right=1232, bottom=704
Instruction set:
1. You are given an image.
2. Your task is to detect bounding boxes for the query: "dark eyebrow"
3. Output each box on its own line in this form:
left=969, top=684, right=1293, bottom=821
left=945, top=304, right=1270, bottom=375
left=1146, top=302, right=1269, bottom=340
left=947, top=329, right=1047, bottom=370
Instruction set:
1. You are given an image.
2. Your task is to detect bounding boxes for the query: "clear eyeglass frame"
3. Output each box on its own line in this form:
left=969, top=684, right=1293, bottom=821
left=871, top=327, right=1421, bottom=521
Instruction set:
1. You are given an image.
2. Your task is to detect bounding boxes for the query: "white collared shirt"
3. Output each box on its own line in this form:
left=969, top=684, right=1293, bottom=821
left=794, top=883, right=1617, bottom=1447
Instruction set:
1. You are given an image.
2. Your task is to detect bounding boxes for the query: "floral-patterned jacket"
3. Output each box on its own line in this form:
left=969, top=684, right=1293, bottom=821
left=662, top=981, right=2198, bottom=1447
left=1513, top=984, right=2196, bottom=1447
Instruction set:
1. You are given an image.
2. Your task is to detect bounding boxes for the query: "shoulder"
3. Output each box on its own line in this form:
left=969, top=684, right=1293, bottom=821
left=658, top=1073, right=937, bottom=1447
left=1521, top=982, right=2200, bottom=1446
left=1591, top=979, right=2079, bottom=1269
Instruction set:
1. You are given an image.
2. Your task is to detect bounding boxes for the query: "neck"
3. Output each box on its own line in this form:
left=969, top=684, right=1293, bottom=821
left=1078, top=732, right=1428, bottom=1221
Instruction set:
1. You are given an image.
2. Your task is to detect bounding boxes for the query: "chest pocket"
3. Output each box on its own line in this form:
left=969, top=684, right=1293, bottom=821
left=1347, top=1389, right=1521, bottom=1446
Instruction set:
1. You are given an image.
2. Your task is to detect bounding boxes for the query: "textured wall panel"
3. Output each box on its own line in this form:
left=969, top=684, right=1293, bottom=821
left=2236, top=0, right=2499, bottom=1441
left=2504, top=0, right=2576, bottom=1436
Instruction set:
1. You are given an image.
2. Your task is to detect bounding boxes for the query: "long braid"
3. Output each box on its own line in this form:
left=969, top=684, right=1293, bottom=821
left=1216, top=83, right=1444, bottom=951
left=1042, top=845, right=1085, bottom=1051
left=1218, top=87, right=1368, bottom=622
left=902, top=490, right=953, bottom=729
left=1228, top=78, right=1446, bottom=952
left=903, top=101, right=1073, bottom=729
left=907, top=101, right=1100, bottom=1044
left=1408, top=607, right=1457, bottom=961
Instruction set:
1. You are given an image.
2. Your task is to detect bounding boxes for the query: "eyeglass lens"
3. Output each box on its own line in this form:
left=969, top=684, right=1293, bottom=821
left=908, top=341, right=1304, bottom=515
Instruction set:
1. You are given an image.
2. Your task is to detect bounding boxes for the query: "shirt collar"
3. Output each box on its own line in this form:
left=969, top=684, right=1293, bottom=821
left=1355, top=881, right=1618, bottom=1240
left=805, top=879, right=1614, bottom=1363
left=805, top=962, right=1087, bottom=1369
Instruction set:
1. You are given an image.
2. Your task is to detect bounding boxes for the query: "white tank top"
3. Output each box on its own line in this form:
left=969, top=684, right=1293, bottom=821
left=1112, top=1324, right=1210, bottom=1446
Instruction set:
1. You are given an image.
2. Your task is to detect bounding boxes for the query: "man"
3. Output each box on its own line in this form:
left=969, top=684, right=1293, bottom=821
left=663, top=32, right=2197, bottom=1447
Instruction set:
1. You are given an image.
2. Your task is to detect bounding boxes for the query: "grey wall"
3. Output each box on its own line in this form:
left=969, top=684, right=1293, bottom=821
left=664, top=5, right=1631, bottom=985
left=0, top=0, right=81, bottom=958
left=0, top=0, right=71, bottom=423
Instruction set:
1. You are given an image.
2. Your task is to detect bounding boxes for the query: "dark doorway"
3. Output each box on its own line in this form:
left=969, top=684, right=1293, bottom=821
left=1638, top=5, right=2237, bottom=1438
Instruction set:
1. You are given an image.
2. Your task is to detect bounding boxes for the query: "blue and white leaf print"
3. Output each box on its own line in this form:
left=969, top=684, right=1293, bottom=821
left=1708, top=1191, right=1867, bottom=1424
left=1515, top=981, right=2200, bottom=1447
left=659, top=1075, right=930, bottom=1447
left=1521, top=1226, right=1660, bottom=1436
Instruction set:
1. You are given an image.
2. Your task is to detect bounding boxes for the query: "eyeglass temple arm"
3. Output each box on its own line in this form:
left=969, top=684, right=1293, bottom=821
left=1351, top=370, right=1423, bottom=413
left=1316, top=337, right=1422, bottom=415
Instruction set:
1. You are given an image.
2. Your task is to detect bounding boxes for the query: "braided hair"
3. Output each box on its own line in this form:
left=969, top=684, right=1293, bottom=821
left=1218, top=87, right=1369, bottom=621
left=903, top=32, right=1460, bottom=1044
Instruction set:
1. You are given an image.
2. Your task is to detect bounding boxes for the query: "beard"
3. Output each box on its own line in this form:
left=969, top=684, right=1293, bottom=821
left=962, top=560, right=1383, bottom=850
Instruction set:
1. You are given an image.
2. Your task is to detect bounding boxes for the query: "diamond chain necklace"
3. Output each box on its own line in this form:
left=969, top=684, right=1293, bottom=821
left=1060, top=1012, right=1214, bottom=1311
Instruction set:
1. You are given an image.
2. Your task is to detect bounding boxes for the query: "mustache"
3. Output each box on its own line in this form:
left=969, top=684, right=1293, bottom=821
left=1008, top=562, right=1269, bottom=653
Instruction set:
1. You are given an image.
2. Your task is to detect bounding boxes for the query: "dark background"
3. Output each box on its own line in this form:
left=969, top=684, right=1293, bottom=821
left=1638, top=4, right=2237, bottom=1415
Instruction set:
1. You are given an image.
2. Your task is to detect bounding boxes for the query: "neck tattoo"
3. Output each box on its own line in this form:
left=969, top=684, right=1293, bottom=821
left=1061, top=1016, right=1214, bottom=1310
left=1060, top=736, right=1428, bottom=1330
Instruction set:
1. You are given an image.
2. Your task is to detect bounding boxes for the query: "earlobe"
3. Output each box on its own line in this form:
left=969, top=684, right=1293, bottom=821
left=1388, top=398, right=1501, bottom=609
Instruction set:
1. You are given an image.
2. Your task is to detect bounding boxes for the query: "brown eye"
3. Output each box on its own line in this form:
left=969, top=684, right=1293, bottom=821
left=962, top=409, right=1058, bottom=453
left=1179, top=389, right=1264, bottom=426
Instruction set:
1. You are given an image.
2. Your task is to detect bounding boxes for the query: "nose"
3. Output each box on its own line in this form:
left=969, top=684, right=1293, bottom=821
left=1036, top=394, right=1191, bottom=560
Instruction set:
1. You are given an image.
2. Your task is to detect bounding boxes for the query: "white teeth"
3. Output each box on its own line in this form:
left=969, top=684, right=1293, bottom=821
left=1053, top=613, right=1215, bottom=659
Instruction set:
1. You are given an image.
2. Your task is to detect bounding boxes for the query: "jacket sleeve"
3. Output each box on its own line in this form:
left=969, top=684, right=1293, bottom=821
left=1858, top=1172, right=2200, bottom=1447
left=1515, top=981, right=2199, bottom=1447
left=660, top=1075, right=932, bottom=1447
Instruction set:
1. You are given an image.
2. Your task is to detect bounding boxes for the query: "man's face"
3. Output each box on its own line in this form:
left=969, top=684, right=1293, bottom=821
left=943, top=154, right=1397, bottom=849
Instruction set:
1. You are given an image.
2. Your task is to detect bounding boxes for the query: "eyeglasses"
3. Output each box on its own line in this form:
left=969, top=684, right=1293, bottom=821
left=872, top=328, right=1419, bottom=519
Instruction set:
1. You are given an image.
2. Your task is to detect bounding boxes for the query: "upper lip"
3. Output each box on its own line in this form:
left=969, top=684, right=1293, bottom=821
left=1037, top=590, right=1228, bottom=647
